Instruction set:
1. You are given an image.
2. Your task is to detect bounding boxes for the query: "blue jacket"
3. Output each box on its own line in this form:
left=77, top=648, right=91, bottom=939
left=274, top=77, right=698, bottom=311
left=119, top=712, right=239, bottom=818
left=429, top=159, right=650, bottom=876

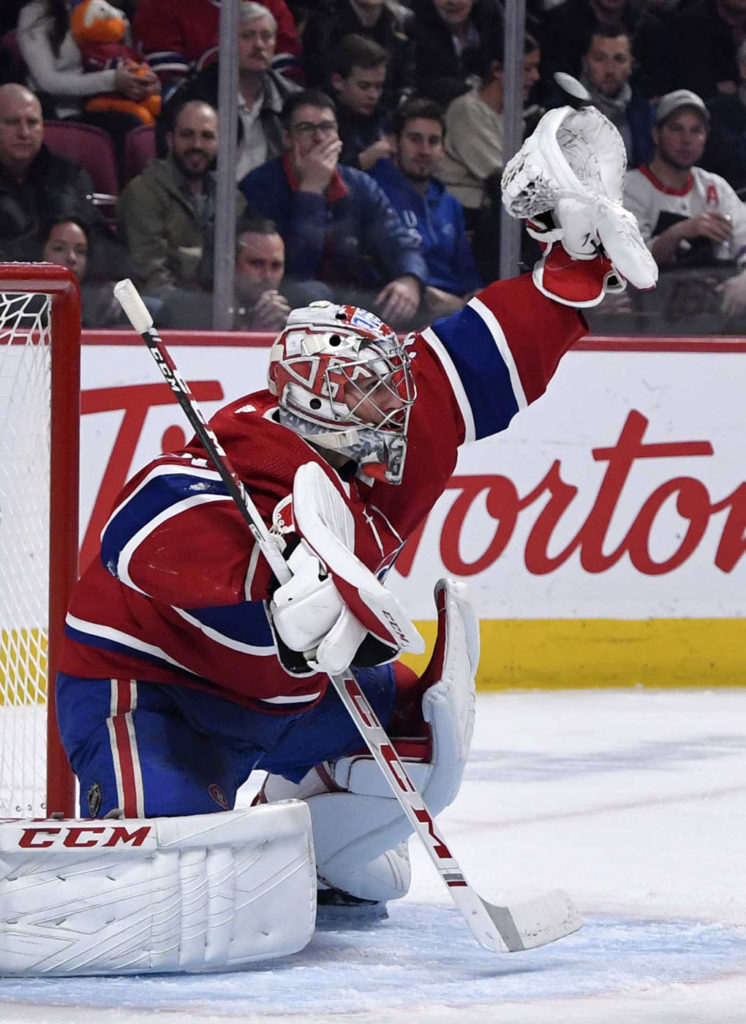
left=625, top=91, right=656, bottom=170
left=239, top=157, right=427, bottom=289
left=368, top=158, right=483, bottom=295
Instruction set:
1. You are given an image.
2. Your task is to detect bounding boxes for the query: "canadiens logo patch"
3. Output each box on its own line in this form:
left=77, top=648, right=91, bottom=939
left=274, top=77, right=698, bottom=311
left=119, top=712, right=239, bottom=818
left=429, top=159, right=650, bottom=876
left=350, top=308, right=386, bottom=332
left=209, top=784, right=229, bottom=809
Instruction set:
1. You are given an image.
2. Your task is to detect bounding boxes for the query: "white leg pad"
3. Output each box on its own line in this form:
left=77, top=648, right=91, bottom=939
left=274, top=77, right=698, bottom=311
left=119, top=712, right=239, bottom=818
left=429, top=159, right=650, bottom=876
left=0, top=802, right=316, bottom=975
left=261, top=578, right=478, bottom=903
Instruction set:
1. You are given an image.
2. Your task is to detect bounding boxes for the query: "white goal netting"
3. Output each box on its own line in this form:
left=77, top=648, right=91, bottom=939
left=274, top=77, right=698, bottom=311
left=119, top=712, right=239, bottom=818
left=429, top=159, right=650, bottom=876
left=0, top=291, right=54, bottom=816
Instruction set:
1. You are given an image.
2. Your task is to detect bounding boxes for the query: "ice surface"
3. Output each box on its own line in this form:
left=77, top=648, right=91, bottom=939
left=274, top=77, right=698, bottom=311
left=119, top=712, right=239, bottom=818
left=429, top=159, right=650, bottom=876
left=1, top=689, right=745, bottom=1023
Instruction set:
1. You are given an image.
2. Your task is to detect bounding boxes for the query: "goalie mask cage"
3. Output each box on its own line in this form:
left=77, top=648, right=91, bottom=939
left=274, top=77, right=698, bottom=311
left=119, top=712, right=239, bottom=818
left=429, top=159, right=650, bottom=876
left=0, top=264, right=79, bottom=818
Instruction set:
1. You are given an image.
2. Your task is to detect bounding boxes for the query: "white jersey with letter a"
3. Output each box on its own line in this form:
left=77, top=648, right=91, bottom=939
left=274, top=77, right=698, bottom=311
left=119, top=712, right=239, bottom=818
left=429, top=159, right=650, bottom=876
left=624, top=164, right=746, bottom=260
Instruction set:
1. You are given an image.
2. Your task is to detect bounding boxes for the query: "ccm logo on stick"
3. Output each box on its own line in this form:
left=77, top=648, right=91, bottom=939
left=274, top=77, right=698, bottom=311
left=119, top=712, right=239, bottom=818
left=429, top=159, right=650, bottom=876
left=18, top=825, right=153, bottom=849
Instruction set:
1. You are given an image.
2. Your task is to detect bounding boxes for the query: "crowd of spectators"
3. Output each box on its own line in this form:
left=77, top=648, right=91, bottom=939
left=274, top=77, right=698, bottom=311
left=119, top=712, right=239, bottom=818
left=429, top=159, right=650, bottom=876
left=2, top=0, right=746, bottom=333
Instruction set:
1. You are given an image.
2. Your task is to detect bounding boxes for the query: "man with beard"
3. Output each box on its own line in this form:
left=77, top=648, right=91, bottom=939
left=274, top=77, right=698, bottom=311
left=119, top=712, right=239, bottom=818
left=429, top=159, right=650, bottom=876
left=578, top=22, right=654, bottom=168
left=539, top=0, right=642, bottom=92
left=118, top=100, right=246, bottom=321
left=624, top=88, right=746, bottom=322
left=369, top=96, right=482, bottom=323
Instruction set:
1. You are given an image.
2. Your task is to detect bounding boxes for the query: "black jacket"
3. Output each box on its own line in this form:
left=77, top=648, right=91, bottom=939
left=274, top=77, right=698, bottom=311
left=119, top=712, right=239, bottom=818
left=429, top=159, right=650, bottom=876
left=303, top=0, right=414, bottom=106
left=660, top=0, right=740, bottom=101
left=0, top=145, right=94, bottom=259
left=409, top=0, right=504, bottom=108
left=0, top=145, right=127, bottom=279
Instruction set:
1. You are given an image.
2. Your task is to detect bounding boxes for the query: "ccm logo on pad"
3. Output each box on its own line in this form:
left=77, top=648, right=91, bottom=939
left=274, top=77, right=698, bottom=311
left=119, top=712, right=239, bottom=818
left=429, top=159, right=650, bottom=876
left=380, top=608, right=410, bottom=646
left=17, top=825, right=153, bottom=849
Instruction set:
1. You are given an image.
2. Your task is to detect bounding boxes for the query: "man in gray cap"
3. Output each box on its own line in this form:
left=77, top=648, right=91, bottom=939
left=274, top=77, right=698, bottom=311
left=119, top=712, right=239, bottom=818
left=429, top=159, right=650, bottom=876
left=623, top=88, right=746, bottom=319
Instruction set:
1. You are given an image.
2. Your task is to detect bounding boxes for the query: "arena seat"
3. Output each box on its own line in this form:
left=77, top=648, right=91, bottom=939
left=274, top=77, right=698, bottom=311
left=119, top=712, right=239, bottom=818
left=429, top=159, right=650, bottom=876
left=121, top=123, right=156, bottom=186
left=43, top=120, right=120, bottom=213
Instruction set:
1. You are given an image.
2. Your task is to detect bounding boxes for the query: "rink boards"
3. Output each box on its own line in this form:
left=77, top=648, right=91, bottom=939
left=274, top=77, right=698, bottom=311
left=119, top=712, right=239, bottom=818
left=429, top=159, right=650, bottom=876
left=78, top=331, right=746, bottom=690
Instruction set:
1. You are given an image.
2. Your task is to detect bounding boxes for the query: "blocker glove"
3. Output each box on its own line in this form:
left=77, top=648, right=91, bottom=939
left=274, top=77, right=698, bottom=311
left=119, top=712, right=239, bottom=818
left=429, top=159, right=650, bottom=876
left=268, top=463, right=424, bottom=676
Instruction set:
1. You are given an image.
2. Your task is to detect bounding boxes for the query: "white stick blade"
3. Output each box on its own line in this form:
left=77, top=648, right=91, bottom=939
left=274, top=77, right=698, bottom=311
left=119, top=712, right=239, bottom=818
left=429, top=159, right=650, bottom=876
left=489, top=889, right=583, bottom=951
left=114, top=278, right=154, bottom=334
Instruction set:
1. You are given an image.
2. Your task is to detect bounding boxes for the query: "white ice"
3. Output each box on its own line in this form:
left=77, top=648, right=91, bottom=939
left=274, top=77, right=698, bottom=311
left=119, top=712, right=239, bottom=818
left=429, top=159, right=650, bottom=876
left=1, top=688, right=745, bottom=1024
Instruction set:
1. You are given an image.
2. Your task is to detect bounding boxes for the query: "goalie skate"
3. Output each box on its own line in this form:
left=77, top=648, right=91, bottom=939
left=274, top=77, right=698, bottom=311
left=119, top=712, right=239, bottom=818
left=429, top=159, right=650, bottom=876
left=501, top=105, right=658, bottom=302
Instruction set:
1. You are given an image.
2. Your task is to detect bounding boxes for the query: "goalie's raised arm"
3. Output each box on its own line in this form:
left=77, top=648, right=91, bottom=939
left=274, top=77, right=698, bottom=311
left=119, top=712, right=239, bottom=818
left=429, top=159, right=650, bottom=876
left=401, top=104, right=658, bottom=466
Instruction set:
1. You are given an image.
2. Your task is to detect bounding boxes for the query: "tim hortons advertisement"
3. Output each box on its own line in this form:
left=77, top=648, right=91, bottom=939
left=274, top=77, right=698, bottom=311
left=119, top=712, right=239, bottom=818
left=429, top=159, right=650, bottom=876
left=79, top=335, right=745, bottom=689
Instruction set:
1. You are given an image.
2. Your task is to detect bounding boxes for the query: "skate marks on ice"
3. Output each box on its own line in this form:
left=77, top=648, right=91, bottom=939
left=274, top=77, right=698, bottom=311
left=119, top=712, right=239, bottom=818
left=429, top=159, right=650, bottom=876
left=1, top=904, right=745, bottom=1019
left=465, top=734, right=746, bottom=785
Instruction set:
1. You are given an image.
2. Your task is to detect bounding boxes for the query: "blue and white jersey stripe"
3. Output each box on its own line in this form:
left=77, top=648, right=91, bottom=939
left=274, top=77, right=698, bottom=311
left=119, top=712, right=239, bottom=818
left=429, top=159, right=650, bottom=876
left=65, top=612, right=204, bottom=679
left=64, top=609, right=318, bottom=706
left=172, top=602, right=275, bottom=654
left=424, top=298, right=527, bottom=443
left=101, top=464, right=230, bottom=587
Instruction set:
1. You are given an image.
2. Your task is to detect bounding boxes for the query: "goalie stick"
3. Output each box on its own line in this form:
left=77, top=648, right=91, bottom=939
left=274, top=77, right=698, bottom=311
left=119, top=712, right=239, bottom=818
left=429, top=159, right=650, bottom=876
left=112, top=278, right=583, bottom=954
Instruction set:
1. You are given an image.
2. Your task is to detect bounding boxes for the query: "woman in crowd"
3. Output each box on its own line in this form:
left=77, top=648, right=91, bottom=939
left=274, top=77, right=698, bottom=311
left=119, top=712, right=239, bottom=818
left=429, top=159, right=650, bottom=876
left=38, top=214, right=130, bottom=327
left=17, top=0, right=159, bottom=147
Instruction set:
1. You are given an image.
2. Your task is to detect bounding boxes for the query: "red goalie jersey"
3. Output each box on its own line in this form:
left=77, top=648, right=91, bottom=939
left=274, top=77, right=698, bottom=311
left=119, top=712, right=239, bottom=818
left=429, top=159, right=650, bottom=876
left=61, top=276, right=586, bottom=711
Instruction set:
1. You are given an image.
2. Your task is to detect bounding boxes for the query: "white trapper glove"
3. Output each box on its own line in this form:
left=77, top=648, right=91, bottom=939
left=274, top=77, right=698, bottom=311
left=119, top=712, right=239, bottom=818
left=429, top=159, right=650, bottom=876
left=501, top=105, right=658, bottom=306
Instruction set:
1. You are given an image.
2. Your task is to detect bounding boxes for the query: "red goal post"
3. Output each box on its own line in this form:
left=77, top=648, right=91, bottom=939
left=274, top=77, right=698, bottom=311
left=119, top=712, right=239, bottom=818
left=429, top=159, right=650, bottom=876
left=0, top=263, right=79, bottom=817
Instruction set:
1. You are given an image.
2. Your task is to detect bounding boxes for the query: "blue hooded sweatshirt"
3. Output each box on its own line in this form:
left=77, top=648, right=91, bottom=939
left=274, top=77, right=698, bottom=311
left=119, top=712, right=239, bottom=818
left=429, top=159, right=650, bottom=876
left=369, top=158, right=483, bottom=295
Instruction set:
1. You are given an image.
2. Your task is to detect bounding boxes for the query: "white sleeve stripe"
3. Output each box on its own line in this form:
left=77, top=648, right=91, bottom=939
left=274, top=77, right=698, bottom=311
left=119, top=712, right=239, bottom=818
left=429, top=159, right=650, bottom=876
left=368, top=503, right=403, bottom=545
left=102, top=462, right=225, bottom=541
left=116, top=493, right=227, bottom=593
left=71, top=616, right=319, bottom=706
left=244, top=540, right=262, bottom=599
left=66, top=613, right=199, bottom=675
left=420, top=326, right=476, bottom=443
left=171, top=606, right=276, bottom=656
left=259, top=691, right=323, bottom=705
left=468, top=296, right=528, bottom=410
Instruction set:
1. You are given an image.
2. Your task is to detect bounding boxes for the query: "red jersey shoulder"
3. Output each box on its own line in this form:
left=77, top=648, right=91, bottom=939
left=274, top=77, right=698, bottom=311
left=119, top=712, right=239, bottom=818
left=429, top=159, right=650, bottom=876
left=204, top=390, right=333, bottom=489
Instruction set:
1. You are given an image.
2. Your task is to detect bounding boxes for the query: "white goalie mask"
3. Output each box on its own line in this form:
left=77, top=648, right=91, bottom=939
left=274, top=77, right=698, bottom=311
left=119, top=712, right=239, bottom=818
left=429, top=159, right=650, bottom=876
left=268, top=302, right=416, bottom=484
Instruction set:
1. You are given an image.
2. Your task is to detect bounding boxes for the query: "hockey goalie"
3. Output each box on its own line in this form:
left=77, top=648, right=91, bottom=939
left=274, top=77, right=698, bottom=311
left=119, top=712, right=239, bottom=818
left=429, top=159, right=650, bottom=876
left=0, top=106, right=656, bottom=975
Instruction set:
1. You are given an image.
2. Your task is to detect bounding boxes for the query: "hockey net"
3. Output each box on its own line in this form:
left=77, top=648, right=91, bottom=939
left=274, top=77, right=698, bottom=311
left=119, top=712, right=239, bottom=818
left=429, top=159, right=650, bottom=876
left=0, top=264, right=80, bottom=817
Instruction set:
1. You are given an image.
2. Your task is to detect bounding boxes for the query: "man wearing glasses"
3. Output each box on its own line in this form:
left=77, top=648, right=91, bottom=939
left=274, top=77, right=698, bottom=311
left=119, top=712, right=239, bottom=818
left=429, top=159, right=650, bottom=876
left=239, top=89, right=427, bottom=328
